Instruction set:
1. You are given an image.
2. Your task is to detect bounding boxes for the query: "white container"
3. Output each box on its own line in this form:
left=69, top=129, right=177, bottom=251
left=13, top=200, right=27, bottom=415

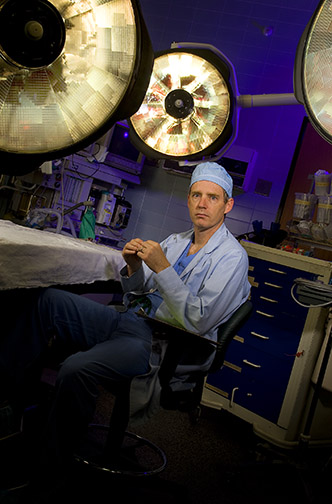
left=314, top=170, right=331, bottom=195
left=96, top=191, right=116, bottom=225
left=317, top=195, right=332, bottom=224
left=293, top=193, right=317, bottom=220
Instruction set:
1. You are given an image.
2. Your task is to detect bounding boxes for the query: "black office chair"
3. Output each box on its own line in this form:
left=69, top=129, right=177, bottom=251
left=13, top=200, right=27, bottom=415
left=158, top=299, right=253, bottom=421
left=74, top=300, right=253, bottom=477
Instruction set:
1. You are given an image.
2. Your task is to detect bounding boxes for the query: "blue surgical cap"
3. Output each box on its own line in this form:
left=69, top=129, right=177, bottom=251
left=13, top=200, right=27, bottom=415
left=190, top=162, right=233, bottom=198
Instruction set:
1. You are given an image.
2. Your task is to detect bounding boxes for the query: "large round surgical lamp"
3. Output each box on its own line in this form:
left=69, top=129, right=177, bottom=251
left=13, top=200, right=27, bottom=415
left=128, top=46, right=236, bottom=162
left=294, top=0, right=332, bottom=145
left=128, top=42, right=299, bottom=166
left=0, top=0, right=154, bottom=175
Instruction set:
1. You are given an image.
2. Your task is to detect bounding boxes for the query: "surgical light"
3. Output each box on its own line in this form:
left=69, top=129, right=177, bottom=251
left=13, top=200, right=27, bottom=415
left=128, top=47, right=235, bottom=161
left=0, top=0, right=154, bottom=175
left=294, top=0, right=332, bottom=145
left=128, top=43, right=300, bottom=166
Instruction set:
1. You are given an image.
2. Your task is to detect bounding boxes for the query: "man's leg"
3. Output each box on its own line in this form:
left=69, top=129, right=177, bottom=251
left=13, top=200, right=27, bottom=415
left=0, top=288, right=45, bottom=400
left=0, top=287, right=122, bottom=406
left=41, top=320, right=152, bottom=470
left=31, top=291, right=153, bottom=478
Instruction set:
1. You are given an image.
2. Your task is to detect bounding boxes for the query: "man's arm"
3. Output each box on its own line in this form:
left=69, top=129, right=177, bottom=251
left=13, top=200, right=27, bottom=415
left=154, top=249, right=250, bottom=336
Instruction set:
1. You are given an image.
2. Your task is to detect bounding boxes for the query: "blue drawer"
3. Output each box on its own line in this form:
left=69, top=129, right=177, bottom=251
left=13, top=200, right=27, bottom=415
left=237, top=318, right=302, bottom=359
left=236, top=306, right=306, bottom=359
left=248, top=258, right=316, bottom=317
left=224, top=336, right=296, bottom=372
left=206, top=343, right=293, bottom=422
left=250, top=282, right=309, bottom=318
left=248, top=256, right=319, bottom=284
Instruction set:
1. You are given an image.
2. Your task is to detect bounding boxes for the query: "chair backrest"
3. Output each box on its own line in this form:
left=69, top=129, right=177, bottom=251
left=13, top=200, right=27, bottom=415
left=158, top=299, right=253, bottom=411
left=209, top=299, right=253, bottom=374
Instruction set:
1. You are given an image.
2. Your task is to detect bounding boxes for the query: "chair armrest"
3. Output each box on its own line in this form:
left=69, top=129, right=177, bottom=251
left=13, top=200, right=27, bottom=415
left=135, top=307, right=220, bottom=347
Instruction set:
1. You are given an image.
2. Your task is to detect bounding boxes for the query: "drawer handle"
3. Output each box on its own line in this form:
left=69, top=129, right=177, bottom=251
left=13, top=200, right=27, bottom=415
left=251, top=331, right=269, bottom=340
left=230, top=387, right=239, bottom=408
left=264, top=282, right=283, bottom=289
left=259, top=296, right=278, bottom=303
left=243, top=359, right=261, bottom=369
left=268, top=268, right=287, bottom=275
left=256, top=310, right=274, bottom=318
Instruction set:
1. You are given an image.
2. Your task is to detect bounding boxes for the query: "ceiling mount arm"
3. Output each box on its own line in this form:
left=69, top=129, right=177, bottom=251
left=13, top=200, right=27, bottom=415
left=237, top=93, right=300, bottom=108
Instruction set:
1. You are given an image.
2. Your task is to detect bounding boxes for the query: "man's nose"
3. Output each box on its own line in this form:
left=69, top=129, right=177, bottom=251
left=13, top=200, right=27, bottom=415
left=198, top=196, right=208, bottom=207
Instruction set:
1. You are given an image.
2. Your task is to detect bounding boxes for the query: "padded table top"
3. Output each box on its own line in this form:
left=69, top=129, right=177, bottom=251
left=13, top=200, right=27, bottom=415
left=0, top=219, right=125, bottom=290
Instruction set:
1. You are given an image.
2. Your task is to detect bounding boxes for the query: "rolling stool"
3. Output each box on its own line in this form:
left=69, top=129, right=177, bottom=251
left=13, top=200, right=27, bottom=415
left=74, top=379, right=167, bottom=477
left=74, top=300, right=253, bottom=477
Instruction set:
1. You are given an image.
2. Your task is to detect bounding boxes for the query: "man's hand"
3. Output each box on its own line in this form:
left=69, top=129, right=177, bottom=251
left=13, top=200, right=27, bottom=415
left=137, top=240, right=170, bottom=273
left=122, top=238, right=144, bottom=276
left=122, top=238, right=171, bottom=275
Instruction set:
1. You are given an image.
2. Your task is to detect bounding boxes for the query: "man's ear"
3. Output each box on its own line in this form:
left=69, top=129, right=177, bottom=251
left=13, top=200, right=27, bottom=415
left=224, top=198, right=234, bottom=215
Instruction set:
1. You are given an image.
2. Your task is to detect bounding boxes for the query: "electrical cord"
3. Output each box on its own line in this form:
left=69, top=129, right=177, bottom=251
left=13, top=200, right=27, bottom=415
left=291, top=278, right=332, bottom=308
left=69, top=154, right=101, bottom=179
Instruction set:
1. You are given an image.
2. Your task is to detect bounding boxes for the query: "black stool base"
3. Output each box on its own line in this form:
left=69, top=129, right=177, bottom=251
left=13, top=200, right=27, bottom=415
left=74, top=424, right=167, bottom=477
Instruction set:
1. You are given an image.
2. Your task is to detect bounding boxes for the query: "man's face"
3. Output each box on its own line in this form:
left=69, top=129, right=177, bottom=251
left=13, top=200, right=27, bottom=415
left=187, top=180, right=234, bottom=233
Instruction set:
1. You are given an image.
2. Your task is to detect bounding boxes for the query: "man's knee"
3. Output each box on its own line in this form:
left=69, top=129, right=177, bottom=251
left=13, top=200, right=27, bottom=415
left=38, top=287, right=65, bottom=313
left=56, top=352, right=86, bottom=387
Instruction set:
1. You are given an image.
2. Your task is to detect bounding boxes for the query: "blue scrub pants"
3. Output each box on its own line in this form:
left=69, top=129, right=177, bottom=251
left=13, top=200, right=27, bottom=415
left=0, top=287, right=153, bottom=475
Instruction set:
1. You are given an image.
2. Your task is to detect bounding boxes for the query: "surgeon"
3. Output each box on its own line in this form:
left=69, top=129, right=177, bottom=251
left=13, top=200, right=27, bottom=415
left=0, top=162, right=250, bottom=499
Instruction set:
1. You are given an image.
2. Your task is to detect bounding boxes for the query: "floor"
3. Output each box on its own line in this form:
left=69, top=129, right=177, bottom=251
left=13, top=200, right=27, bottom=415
left=1, top=393, right=332, bottom=504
